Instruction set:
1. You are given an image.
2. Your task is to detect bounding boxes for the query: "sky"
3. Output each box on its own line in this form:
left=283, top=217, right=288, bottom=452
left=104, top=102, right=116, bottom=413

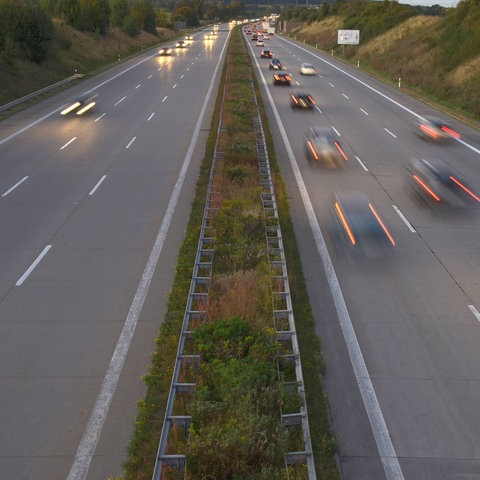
left=397, top=0, right=459, bottom=6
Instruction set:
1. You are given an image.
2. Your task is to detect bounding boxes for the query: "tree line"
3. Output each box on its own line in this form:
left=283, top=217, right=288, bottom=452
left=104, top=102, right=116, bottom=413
left=0, top=0, right=246, bottom=66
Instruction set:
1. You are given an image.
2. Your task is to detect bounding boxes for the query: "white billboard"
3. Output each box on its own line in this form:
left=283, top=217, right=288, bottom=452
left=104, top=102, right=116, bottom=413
left=338, top=30, right=360, bottom=45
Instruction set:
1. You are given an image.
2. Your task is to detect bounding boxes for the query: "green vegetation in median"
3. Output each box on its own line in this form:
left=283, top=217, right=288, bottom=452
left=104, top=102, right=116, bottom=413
left=120, top=26, right=338, bottom=480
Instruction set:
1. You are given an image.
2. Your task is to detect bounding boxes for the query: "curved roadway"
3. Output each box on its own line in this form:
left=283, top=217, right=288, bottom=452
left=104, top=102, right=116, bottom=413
left=247, top=31, right=480, bottom=480
left=0, top=27, right=230, bottom=480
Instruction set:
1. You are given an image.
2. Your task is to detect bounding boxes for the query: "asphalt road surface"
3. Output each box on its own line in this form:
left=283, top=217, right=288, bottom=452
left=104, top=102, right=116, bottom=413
left=0, top=27, right=230, bottom=480
left=246, top=30, right=480, bottom=480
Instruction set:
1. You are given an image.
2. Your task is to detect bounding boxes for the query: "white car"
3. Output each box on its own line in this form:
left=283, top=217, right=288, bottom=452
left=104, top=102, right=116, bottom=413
left=300, top=63, right=317, bottom=75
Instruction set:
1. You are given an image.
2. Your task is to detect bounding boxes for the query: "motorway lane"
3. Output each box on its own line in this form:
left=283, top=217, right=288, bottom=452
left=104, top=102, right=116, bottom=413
left=247, top=31, right=480, bottom=479
left=0, top=28, right=230, bottom=480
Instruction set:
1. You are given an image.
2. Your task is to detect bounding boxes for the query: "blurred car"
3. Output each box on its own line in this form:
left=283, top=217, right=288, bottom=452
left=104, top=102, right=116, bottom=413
left=291, top=91, right=315, bottom=109
left=269, top=58, right=282, bottom=70
left=204, top=32, right=214, bottom=40
left=61, top=93, right=98, bottom=116
left=252, top=33, right=258, bottom=41
left=175, top=40, right=187, bottom=48
left=185, top=34, right=194, bottom=43
left=300, top=63, right=317, bottom=75
left=256, top=39, right=265, bottom=47
left=273, top=72, right=291, bottom=85
left=260, top=49, right=273, bottom=58
left=304, top=126, right=348, bottom=167
left=416, top=115, right=460, bottom=142
left=331, top=192, right=396, bottom=254
left=159, top=46, right=173, bottom=55
left=407, top=157, right=480, bottom=207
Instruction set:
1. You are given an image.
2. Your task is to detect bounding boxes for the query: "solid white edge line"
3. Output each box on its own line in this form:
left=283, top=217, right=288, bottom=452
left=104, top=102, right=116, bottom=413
left=16, top=245, right=52, bottom=286
left=89, top=175, right=107, bottom=196
left=2, top=176, right=28, bottom=197
left=251, top=35, right=405, bottom=480
left=468, top=304, right=480, bottom=322
left=392, top=204, right=416, bottom=233
left=66, top=29, right=231, bottom=480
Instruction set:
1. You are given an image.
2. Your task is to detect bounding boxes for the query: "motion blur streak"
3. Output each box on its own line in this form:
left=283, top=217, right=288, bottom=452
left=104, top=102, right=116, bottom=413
left=369, top=203, right=396, bottom=246
left=450, top=176, right=480, bottom=202
left=335, top=141, right=348, bottom=160
left=307, top=140, right=319, bottom=160
left=420, top=123, right=438, bottom=139
left=441, top=125, right=460, bottom=138
left=61, top=102, right=81, bottom=115
left=413, top=174, right=441, bottom=201
left=335, top=202, right=356, bottom=245
left=76, top=102, right=96, bottom=115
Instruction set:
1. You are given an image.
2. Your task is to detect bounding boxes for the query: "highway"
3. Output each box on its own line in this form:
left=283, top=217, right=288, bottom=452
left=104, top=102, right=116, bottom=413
left=0, top=27, right=229, bottom=480
left=246, top=31, right=480, bottom=480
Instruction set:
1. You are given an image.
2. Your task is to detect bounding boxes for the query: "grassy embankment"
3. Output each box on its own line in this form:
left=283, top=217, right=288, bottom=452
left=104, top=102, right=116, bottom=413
left=0, top=21, right=172, bottom=106
left=286, top=8, right=480, bottom=127
left=118, top=27, right=338, bottom=480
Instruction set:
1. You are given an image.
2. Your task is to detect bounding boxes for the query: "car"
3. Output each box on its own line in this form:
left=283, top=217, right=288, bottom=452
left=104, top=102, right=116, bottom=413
left=269, top=58, right=282, bottom=70
left=175, top=40, right=187, bottom=48
left=330, top=192, right=396, bottom=255
left=256, top=39, right=265, bottom=47
left=406, top=157, right=480, bottom=207
left=300, top=62, right=317, bottom=75
left=159, top=46, right=173, bottom=55
left=61, top=93, right=98, bottom=116
left=252, top=34, right=258, bottom=41
left=260, top=49, right=273, bottom=59
left=304, top=126, right=348, bottom=167
left=185, top=35, right=194, bottom=43
left=416, top=115, right=460, bottom=142
left=204, top=32, right=214, bottom=40
left=291, top=91, right=315, bottom=109
left=273, top=72, right=291, bottom=85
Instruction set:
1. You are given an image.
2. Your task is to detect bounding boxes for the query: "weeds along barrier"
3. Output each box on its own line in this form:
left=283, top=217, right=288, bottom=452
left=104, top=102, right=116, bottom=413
left=151, top=67, right=316, bottom=480
left=151, top=79, right=226, bottom=480
left=251, top=82, right=316, bottom=479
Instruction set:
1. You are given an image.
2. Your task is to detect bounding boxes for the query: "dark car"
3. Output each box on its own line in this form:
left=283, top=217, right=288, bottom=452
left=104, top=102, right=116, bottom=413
left=269, top=58, right=282, bottom=70
left=416, top=115, right=460, bottom=142
left=159, top=46, right=173, bottom=55
left=330, top=192, right=396, bottom=255
left=61, top=93, right=98, bottom=116
left=273, top=72, right=291, bottom=85
left=291, top=91, right=315, bottom=109
left=304, top=126, right=348, bottom=167
left=175, top=40, right=187, bottom=48
left=260, top=49, right=273, bottom=59
left=407, top=157, right=480, bottom=207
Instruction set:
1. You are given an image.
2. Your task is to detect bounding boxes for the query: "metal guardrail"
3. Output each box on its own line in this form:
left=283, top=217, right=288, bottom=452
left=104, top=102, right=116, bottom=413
left=0, top=73, right=84, bottom=113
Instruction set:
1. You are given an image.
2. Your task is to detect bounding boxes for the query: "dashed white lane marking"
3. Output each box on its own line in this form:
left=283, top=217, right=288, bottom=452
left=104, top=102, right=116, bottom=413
left=2, top=176, right=28, bottom=197
left=125, top=136, right=136, bottom=149
left=89, top=175, right=107, bottom=196
left=468, top=305, right=480, bottom=322
left=393, top=204, right=416, bottom=233
left=355, top=156, right=369, bottom=172
left=61, top=137, right=77, bottom=150
left=16, top=245, right=52, bottom=286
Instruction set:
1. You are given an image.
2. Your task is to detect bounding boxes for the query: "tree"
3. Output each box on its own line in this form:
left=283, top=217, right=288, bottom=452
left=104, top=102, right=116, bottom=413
left=110, top=0, right=130, bottom=27
left=131, top=0, right=157, bottom=35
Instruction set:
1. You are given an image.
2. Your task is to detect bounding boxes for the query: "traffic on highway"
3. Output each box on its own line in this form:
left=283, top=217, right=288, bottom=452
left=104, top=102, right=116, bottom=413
left=245, top=23, right=480, bottom=480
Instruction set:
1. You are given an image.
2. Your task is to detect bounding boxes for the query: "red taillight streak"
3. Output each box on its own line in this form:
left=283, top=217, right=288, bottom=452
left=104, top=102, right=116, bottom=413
left=308, top=96, right=315, bottom=104
left=420, top=124, right=438, bottom=138
left=412, top=174, right=441, bottom=201
left=368, top=204, right=396, bottom=246
left=335, top=202, right=356, bottom=245
left=292, top=95, right=298, bottom=104
left=441, top=125, right=460, bottom=139
left=334, top=141, right=348, bottom=161
left=307, top=141, right=319, bottom=161
left=450, top=176, right=480, bottom=202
